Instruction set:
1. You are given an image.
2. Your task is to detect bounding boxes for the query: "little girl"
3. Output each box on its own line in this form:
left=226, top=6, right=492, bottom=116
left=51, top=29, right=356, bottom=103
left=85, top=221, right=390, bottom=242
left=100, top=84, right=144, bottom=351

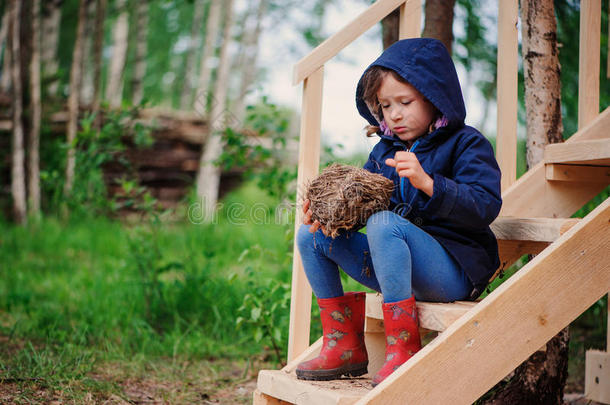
left=295, top=38, right=502, bottom=386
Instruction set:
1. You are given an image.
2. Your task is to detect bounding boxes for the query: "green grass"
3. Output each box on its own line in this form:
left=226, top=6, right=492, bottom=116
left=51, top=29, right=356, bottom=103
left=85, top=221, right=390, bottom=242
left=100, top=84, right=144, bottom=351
left=0, top=182, right=296, bottom=401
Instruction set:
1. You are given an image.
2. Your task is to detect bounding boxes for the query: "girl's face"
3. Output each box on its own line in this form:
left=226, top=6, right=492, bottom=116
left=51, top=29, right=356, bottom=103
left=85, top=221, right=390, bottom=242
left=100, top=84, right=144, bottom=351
left=376, top=74, right=436, bottom=144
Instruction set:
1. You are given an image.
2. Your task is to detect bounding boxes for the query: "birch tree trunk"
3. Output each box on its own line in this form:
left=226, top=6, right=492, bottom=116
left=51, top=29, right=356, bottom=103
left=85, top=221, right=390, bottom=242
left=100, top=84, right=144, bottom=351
left=422, top=0, right=455, bottom=54
left=80, top=0, right=97, bottom=106
left=9, top=0, right=26, bottom=223
left=92, top=0, right=107, bottom=128
left=28, top=0, right=42, bottom=215
left=521, top=0, right=563, bottom=166
left=64, top=0, right=87, bottom=197
left=232, top=0, right=268, bottom=122
left=131, top=0, right=148, bottom=105
left=41, top=0, right=62, bottom=96
left=179, top=0, right=206, bottom=110
left=1, top=6, right=11, bottom=93
left=106, top=0, right=129, bottom=108
left=195, top=0, right=234, bottom=220
left=195, top=0, right=221, bottom=113
left=481, top=2, right=567, bottom=402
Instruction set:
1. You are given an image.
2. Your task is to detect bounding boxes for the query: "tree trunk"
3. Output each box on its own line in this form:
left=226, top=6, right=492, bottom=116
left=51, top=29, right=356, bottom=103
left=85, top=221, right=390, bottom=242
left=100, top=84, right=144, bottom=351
left=41, top=0, right=62, bottom=97
left=92, top=0, right=107, bottom=128
left=194, top=0, right=222, bottom=113
left=179, top=0, right=206, bottom=110
left=105, top=0, right=129, bottom=108
left=422, top=0, right=456, bottom=55
left=521, top=0, right=563, bottom=167
left=232, top=0, right=268, bottom=121
left=381, top=8, right=399, bottom=49
left=28, top=0, right=41, bottom=215
left=80, top=0, right=97, bottom=106
left=131, top=0, right=148, bottom=105
left=481, top=1, right=568, bottom=403
left=0, top=5, right=10, bottom=93
left=64, top=0, right=87, bottom=197
left=195, top=0, right=234, bottom=220
left=9, top=0, right=26, bottom=223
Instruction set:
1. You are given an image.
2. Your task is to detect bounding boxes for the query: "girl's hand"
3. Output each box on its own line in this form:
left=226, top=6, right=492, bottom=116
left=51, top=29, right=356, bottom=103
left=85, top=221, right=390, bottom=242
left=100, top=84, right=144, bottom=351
left=386, top=152, right=434, bottom=197
left=302, top=199, right=329, bottom=236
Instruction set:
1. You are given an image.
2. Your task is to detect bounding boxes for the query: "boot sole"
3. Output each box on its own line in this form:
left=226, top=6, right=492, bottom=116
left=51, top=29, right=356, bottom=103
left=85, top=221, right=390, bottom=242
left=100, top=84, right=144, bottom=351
left=296, top=362, right=368, bottom=381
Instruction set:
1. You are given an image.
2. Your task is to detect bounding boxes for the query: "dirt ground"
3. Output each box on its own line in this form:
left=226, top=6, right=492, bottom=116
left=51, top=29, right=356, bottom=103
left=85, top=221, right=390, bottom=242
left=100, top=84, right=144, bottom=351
left=0, top=363, right=260, bottom=404
left=1, top=366, right=605, bottom=405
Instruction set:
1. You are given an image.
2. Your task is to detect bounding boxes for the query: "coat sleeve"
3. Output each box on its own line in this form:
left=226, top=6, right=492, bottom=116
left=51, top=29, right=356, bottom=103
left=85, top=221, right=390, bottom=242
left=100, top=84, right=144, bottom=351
left=418, top=133, right=502, bottom=229
left=362, top=143, right=385, bottom=174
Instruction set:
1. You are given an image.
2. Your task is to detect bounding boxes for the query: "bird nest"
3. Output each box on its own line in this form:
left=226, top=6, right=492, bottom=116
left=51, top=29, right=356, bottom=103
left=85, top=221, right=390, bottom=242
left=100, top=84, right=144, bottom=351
left=304, top=163, right=394, bottom=238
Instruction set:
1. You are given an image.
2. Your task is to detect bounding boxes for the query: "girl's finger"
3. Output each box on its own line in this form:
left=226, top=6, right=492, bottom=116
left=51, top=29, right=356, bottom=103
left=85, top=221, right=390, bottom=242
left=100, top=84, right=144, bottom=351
left=396, top=161, right=415, bottom=170
left=303, top=199, right=310, bottom=214
left=303, top=209, right=313, bottom=225
left=310, top=220, right=321, bottom=233
left=385, top=158, right=397, bottom=167
left=398, top=168, right=414, bottom=178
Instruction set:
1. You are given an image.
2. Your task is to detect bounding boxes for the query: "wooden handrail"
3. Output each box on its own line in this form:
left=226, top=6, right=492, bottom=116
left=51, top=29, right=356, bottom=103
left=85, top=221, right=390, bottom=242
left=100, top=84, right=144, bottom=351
left=292, top=0, right=419, bottom=85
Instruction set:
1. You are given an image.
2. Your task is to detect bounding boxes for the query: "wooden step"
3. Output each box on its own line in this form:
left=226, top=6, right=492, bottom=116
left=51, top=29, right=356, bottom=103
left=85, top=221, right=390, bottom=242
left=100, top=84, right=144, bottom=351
left=257, top=369, right=370, bottom=405
left=492, top=217, right=581, bottom=270
left=490, top=217, right=580, bottom=242
left=544, top=138, right=610, bottom=166
left=546, top=163, right=610, bottom=183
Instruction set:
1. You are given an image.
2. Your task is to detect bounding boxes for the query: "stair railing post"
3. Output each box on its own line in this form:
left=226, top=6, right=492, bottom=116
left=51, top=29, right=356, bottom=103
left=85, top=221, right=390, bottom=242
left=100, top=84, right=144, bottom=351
left=496, top=0, right=519, bottom=193
left=287, top=66, right=324, bottom=363
left=399, top=0, right=422, bottom=39
left=578, top=0, right=601, bottom=130
left=578, top=0, right=603, bottom=348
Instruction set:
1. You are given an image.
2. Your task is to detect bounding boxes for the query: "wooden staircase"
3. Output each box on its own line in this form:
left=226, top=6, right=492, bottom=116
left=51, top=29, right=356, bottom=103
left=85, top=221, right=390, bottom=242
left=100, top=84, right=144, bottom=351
left=254, top=1, right=610, bottom=404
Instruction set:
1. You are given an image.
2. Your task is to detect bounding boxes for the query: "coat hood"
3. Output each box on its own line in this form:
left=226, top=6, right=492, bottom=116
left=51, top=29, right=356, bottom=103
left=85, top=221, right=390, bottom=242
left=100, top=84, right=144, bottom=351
left=356, top=38, right=466, bottom=131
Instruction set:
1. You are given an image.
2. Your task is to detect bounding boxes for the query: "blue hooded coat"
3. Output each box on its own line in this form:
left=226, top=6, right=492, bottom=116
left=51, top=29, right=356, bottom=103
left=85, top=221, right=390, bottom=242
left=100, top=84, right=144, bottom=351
left=356, top=38, right=502, bottom=296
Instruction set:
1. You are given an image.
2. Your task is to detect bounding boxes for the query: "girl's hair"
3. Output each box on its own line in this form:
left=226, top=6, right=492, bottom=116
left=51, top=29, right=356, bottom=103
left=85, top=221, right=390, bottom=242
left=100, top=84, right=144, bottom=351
left=360, top=65, right=442, bottom=137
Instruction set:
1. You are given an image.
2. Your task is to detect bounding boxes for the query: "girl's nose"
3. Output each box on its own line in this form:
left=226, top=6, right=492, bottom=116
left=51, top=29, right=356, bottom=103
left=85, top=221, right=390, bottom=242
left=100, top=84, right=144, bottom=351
left=390, top=107, right=402, bottom=121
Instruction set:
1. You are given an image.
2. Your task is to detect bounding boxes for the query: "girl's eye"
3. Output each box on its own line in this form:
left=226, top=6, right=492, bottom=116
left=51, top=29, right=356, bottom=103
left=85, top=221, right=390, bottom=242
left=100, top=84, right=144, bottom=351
left=381, top=104, right=390, bottom=109
left=401, top=101, right=411, bottom=106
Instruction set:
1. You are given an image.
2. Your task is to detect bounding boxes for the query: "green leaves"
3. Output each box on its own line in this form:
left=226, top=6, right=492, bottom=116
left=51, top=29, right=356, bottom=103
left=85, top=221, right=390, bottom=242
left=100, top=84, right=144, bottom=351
left=235, top=246, right=291, bottom=366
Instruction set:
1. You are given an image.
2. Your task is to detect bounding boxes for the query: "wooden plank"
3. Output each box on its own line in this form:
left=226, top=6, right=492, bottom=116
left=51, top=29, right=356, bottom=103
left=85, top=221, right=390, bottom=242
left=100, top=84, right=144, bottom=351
left=398, top=0, right=421, bottom=39
left=500, top=107, right=610, bottom=219
left=544, top=139, right=610, bottom=166
left=356, top=197, right=610, bottom=405
left=257, top=369, right=370, bottom=405
left=578, top=0, right=601, bottom=129
left=490, top=217, right=580, bottom=242
left=546, top=164, right=610, bottom=183
left=365, top=293, right=477, bottom=332
left=253, top=390, right=293, bottom=405
left=287, top=66, right=324, bottom=362
left=292, top=0, right=407, bottom=85
left=585, top=350, right=610, bottom=403
left=496, top=0, right=519, bottom=192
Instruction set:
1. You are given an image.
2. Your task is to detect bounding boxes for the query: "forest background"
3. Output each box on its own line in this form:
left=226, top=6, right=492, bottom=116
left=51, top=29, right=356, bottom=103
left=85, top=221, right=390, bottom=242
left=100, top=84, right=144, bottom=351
left=0, top=0, right=608, bottom=403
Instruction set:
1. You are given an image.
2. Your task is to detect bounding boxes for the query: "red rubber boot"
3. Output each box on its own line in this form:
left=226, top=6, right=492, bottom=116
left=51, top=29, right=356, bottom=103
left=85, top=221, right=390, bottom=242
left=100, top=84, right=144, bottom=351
left=372, top=296, right=422, bottom=386
left=296, top=292, right=368, bottom=380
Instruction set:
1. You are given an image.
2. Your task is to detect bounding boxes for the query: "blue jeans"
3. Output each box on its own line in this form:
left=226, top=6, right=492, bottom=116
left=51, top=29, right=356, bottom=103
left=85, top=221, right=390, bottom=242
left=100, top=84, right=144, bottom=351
left=296, top=210, right=473, bottom=303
